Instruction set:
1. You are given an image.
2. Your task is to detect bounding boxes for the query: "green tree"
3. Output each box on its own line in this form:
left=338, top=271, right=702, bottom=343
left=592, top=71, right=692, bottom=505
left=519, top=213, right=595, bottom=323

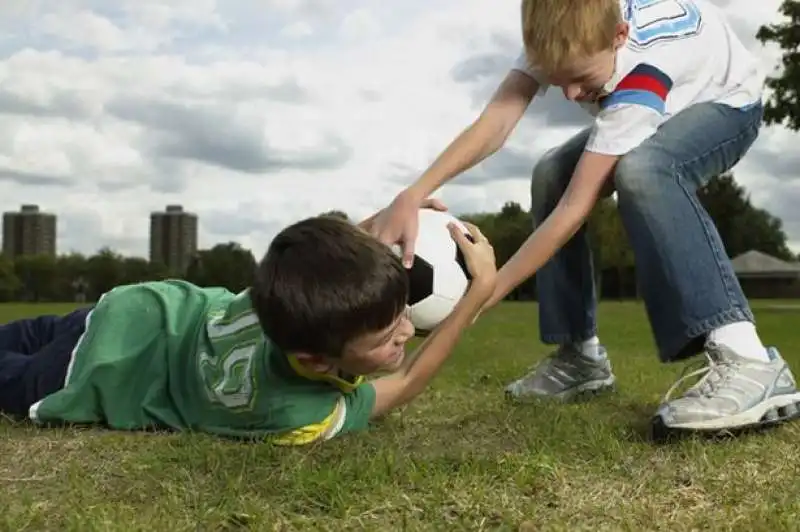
left=698, top=173, right=793, bottom=260
left=588, top=199, right=636, bottom=298
left=463, top=201, right=535, bottom=299
left=185, top=242, right=257, bottom=293
left=14, top=254, right=58, bottom=301
left=0, top=254, right=21, bottom=302
left=120, top=257, right=172, bottom=285
left=757, top=0, right=800, bottom=130
left=55, top=253, right=89, bottom=302
left=86, top=248, right=125, bottom=299
left=588, top=199, right=634, bottom=271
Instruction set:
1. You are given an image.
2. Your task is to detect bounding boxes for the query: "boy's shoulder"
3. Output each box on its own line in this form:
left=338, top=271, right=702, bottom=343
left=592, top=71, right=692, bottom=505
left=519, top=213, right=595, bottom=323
left=99, top=279, right=236, bottom=303
left=89, top=279, right=225, bottom=325
left=621, top=0, right=707, bottom=52
left=617, top=0, right=739, bottom=76
left=254, top=353, right=378, bottom=445
left=200, top=295, right=377, bottom=446
left=584, top=0, right=762, bottom=155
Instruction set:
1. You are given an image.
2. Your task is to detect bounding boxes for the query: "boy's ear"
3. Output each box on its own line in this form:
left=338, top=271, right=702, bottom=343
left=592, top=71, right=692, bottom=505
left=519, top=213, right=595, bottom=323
left=614, top=22, right=629, bottom=49
left=294, top=352, right=335, bottom=373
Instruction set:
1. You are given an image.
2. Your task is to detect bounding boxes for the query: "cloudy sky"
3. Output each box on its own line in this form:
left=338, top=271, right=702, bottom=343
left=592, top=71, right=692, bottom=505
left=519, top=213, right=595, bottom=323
left=1, top=0, right=797, bottom=259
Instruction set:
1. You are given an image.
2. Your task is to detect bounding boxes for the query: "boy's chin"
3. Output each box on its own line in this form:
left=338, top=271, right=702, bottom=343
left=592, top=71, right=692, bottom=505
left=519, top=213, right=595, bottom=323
left=383, top=352, right=406, bottom=372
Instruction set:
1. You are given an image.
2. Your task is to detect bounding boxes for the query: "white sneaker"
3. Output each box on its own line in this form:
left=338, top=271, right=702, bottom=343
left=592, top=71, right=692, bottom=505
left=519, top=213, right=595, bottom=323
left=652, top=342, right=800, bottom=437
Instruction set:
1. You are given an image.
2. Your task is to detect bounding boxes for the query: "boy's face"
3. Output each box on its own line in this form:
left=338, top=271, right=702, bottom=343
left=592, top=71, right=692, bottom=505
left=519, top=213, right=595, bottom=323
left=545, top=22, right=629, bottom=103
left=338, top=308, right=415, bottom=375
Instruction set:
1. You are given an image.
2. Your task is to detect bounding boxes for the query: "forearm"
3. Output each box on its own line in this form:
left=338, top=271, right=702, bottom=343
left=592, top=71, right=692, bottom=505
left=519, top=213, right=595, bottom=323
left=407, top=70, right=538, bottom=200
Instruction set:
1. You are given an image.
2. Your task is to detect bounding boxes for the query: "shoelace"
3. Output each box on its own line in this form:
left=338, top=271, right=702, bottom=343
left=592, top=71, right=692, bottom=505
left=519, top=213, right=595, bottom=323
left=661, top=351, right=739, bottom=404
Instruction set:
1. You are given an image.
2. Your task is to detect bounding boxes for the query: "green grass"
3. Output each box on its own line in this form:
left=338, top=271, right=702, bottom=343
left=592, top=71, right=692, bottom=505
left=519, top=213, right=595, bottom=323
left=2, top=301, right=800, bottom=531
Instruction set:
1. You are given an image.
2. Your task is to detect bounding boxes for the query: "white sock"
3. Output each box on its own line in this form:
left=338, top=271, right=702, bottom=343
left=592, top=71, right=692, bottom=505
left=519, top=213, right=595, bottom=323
left=708, top=321, right=770, bottom=362
left=572, top=336, right=602, bottom=359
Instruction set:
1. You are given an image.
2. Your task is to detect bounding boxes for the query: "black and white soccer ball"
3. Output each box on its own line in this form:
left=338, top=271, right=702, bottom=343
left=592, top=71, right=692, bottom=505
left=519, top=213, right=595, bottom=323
left=392, top=209, right=474, bottom=336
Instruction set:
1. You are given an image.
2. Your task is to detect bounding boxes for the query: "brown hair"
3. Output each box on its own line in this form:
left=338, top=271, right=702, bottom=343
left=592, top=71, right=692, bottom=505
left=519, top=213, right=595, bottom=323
left=251, top=215, right=408, bottom=357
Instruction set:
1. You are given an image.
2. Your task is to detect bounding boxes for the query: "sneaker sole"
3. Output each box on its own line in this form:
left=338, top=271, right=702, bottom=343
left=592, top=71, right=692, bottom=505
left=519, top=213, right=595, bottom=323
left=505, top=376, right=617, bottom=403
left=650, top=391, right=800, bottom=442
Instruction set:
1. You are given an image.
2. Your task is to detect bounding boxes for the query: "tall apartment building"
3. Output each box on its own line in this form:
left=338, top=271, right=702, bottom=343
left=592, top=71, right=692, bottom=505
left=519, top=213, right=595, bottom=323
left=149, top=205, right=198, bottom=274
left=2, top=204, right=57, bottom=259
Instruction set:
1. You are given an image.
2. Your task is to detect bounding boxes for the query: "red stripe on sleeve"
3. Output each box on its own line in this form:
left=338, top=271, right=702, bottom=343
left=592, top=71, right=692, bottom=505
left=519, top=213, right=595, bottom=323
left=615, top=74, right=670, bottom=100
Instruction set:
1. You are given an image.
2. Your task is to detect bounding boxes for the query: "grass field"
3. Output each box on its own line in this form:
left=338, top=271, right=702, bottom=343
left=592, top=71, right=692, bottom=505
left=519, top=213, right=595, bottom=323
left=2, top=301, right=800, bottom=531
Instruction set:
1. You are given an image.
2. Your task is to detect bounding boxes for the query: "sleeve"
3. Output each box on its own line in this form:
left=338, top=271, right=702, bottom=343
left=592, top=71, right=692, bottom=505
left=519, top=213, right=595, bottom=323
left=585, top=62, right=674, bottom=156
left=334, top=382, right=376, bottom=435
left=510, top=50, right=549, bottom=95
left=270, top=382, right=376, bottom=446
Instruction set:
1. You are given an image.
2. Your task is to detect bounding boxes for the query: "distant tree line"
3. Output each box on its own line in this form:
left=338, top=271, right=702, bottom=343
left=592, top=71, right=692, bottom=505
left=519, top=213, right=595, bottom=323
left=0, top=243, right=257, bottom=303
left=0, top=173, right=793, bottom=303
left=460, top=173, right=795, bottom=300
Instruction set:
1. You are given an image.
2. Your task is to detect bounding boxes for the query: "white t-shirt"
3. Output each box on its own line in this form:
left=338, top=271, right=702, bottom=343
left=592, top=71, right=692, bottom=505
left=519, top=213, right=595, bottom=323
left=512, top=0, right=765, bottom=155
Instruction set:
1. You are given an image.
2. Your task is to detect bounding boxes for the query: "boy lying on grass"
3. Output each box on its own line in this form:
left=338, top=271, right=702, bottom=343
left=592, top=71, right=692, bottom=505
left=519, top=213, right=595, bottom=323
left=0, top=210, right=495, bottom=444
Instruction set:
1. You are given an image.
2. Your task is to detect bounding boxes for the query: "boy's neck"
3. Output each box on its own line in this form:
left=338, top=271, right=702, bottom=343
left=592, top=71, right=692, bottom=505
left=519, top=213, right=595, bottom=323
left=288, top=352, right=356, bottom=381
left=291, top=352, right=334, bottom=373
left=284, top=352, right=364, bottom=393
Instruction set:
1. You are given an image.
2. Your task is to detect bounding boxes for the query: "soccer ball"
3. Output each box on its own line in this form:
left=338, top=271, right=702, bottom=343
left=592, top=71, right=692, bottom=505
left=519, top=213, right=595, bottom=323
left=394, top=209, right=474, bottom=335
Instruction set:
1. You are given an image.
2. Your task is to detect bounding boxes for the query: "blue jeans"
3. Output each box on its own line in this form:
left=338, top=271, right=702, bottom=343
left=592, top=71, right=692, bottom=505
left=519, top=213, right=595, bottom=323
left=531, top=101, right=763, bottom=362
left=0, top=308, right=91, bottom=419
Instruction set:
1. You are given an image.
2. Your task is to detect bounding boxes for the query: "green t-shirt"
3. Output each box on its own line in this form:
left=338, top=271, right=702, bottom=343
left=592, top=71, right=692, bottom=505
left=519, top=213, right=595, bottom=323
left=29, top=280, right=376, bottom=445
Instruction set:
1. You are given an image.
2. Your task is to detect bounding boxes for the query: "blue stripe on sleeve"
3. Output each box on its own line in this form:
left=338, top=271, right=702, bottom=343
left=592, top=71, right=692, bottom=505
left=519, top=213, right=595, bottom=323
left=599, top=89, right=665, bottom=114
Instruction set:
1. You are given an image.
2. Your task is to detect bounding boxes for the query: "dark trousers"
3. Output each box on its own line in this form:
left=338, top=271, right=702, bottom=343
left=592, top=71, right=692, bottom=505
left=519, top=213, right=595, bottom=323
left=0, top=307, right=92, bottom=419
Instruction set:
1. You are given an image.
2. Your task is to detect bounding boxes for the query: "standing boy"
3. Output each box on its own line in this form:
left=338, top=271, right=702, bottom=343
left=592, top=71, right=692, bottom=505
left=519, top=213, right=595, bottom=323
left=370, top=0, right=800, bottom=436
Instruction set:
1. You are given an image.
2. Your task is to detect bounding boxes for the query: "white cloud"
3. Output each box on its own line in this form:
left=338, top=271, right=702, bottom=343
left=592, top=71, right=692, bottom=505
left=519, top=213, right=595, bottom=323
left=281, top=21, right=314, bottom=39
left=340, top=8, right=381, bottom=41
left=0, top=0, right=797, bottom=261
left=39, top=10, right=132, bottom=52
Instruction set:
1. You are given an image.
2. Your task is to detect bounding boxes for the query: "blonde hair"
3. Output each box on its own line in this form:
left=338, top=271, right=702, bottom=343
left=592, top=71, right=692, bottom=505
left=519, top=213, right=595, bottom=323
left=521, top=0, right=622, bottom=75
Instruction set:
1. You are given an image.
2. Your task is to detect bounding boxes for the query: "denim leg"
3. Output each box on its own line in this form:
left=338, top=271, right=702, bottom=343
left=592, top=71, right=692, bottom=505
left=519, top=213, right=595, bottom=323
left=0, top=310, right=90, bottom=418
left=0, top=307, right=92, bottom=355
left=614, top=102, right=763, bottom=362
left=531, top=127, right=599, bottom=344
left=0, top=341, right=78, bottom=419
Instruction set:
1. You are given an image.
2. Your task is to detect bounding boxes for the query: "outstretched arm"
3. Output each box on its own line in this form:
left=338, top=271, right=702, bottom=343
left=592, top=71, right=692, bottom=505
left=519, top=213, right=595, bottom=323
left=406, top=70, right=540, bottom=201
left=367, top=70, right=539, bottom=267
